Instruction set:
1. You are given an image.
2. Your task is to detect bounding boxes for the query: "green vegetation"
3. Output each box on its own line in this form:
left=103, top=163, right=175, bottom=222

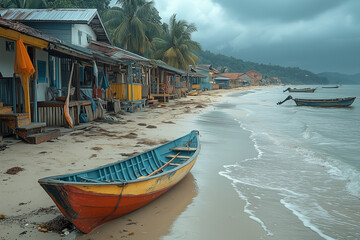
left=152, top=14, right=201, bottom=70
left=0, top=0, right=47, bottom=8
left=102, top=0, right=160, bottom=56
left=198, top=50, right=328, bottom=84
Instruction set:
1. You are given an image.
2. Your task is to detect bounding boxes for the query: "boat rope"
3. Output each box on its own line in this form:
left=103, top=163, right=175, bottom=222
left=90, top=182, right=127, bottom=228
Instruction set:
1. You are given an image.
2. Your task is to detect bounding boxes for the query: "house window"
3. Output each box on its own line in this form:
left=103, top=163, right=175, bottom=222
left=87, top=34, right=92, bottom=42
left=37, top=60, right=47, bottom=83
left=78, top=30, right=82, bottom=45
left=6, top=41, right=14, bottom=52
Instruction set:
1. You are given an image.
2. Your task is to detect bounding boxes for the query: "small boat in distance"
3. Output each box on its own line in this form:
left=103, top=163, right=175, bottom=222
left=38, top=131, right=200, bottom=233
left=283, top=87, right=316, bottom=93
left=322, top=86, right=339, bottom=88
left=277, top=95, right=356, bottom=107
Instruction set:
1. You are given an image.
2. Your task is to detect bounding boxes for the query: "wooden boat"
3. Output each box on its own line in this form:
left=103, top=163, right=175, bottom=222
left=277, top=95, right=356, bottom=107
left=188, top=90, right=199, bottom=96
left=38, top=131, right=200, bottom=233
left=283, top=87, right=316, bottom=93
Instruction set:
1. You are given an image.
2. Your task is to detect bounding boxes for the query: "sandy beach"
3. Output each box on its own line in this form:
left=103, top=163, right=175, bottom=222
left=0, top=86, right=266, bottom=240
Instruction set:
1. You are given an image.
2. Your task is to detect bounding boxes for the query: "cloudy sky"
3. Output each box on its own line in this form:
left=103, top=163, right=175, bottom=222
left=153, top=0, right=360, bottom=74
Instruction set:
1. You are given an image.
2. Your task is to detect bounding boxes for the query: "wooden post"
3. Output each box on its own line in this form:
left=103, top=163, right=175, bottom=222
left=33, top=76, right=37, bottom=122
left=76, top=63, right=80, bottom=100
left=12, top=73, right=16, bottom=113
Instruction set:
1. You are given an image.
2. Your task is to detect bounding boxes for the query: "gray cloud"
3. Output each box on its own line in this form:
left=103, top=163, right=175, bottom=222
left=154, top=0, right=360, bottom=74
left=212, top=0, right=345, bottom=22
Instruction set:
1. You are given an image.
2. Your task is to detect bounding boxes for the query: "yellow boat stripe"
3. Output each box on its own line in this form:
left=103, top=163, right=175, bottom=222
left=74, top=157, right=197, bottom=195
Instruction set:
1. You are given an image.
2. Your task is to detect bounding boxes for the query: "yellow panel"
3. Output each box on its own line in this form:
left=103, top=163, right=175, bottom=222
left=75, top=158, right=197, bottom=196
left=0, top=27, right=48, bottom=49
left=192, top=84, right=200, bottom=89
left=110, top=83, right=142, bottom=101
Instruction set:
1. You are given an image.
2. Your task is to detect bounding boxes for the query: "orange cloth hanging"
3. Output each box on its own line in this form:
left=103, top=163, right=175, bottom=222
left=14, top=39, right=35, bottom=119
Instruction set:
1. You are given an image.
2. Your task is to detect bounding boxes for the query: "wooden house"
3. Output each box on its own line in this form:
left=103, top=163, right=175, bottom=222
left=246, top=70, right=262, bottom=86
left=184, top=71, right=208, bottom=92
left=87, top=40, right=152, bottom=112
left=150, top=63, right=185, bottom=102
left=214, top=76, right=231, bottom=89
left=217, top=73, right=247, bottom=88
left=0, top=17, right=61, bottom=143
left=193, top=64, right=219, bottom=90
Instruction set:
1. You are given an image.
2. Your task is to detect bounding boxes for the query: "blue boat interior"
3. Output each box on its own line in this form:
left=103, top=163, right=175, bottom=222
left=55, top=131, right=199, bottom=183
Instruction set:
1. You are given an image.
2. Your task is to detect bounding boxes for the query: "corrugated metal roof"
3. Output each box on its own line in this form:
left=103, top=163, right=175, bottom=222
left=215, top=77, right=231, bottom=80
left=87, top=40, right=150, bottom=63
left=156, top=64, right=186, bottom=75
left=0, top=8, right=97, bottom=23
left=0, top=8, right=110, bottom=43
left=187, top=71, right=207, bottom=78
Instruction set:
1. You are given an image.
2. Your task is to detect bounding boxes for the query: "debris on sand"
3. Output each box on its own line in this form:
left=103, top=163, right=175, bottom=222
left=122, top=133, right=138, bottom=139
left=137, top=139, right=158, bottom=146
left=6, top=167, right=24, bottom=175
left=146, top=125, right=157, bottom=129
left=162, top=121, right=175, bottom=124
left=91, top=147, right=103, bottom=151
left=89, top=154, right=97, bottom=159
left=39, top=215, right=73, bottom=234
left=120, top=152, right=138, bottom=157
left=0, top=145, right=8, bottom=151
left=195, top=104, right=206, bottom=108
left=138, top=123, right=147, bottom=126
left=0, top=214, right=6, bottom=219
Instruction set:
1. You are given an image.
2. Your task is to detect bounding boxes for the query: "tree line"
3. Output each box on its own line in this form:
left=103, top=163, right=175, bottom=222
left=198, top=50, right=328, bottom=84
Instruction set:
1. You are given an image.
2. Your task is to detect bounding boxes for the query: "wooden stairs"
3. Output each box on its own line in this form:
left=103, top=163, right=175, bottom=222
left=0, top=103, right=61, bottom=144
left=147, top=95, right=159, bottom=105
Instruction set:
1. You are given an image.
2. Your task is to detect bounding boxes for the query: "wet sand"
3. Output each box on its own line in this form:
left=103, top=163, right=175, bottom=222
left=0, top=86, right=266, bottom=240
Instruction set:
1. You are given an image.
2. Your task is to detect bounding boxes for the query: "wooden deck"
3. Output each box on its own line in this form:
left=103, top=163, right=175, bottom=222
left=151, top=94, right=170, bottom=102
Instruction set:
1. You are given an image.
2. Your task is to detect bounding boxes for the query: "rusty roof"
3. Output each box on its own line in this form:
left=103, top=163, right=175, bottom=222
left=0, top=8, right=110, bottom=43
left=187, top=71, right=207, bottom=78
left=217, top=73, right=245, bottom=80
left=0, top=16, right=59, bottom=43
left=87, top=40, right=150, bottom=63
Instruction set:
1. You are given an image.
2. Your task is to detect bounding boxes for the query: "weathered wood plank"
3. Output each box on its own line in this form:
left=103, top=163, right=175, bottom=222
left=170, top=147, right=197, bottom=151
left=25, top=129, right=61, bottom=144
left=0, top=106, right=12, bottom=114
left=166, top=155, right=191, bottom=159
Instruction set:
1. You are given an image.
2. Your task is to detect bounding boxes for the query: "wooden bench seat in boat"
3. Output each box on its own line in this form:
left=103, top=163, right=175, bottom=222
left=166, top=155, right=191, bottom=159
left=170, top=147, right=197, bottom=151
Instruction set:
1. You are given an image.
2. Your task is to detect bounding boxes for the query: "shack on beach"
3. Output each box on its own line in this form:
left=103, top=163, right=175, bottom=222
left=192, top=64, right=218, bottom=91
left=150, top=63, right=185, bottom=102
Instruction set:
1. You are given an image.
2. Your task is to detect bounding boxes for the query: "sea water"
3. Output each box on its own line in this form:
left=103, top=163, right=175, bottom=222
left=214, top=85, right=360, bottom=239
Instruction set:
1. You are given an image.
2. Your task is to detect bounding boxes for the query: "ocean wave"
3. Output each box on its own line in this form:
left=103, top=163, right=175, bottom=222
left=296, top=148, right=360, bottom=198
left=219, top=167, right=273, bottom=236
left=279, top=199, right=336, bottom=240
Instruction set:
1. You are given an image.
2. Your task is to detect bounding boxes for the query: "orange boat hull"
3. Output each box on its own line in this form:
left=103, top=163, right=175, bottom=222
left=39, top=158, right=197, bottom=233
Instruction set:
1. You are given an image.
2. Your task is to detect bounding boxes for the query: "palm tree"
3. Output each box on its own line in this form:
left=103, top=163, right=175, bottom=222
left=152, top=14, right=201, bottom=70
left=102, top=0, right=160, bottom=56
left=3, top=0, right=47, bottom=8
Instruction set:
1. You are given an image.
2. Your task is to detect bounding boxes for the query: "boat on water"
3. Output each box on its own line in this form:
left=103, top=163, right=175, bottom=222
left=277, top=95, right=356, bottom=107
left=283, top=87, right=316, bottom=93
left=38, top=131, right=200, bottom=233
